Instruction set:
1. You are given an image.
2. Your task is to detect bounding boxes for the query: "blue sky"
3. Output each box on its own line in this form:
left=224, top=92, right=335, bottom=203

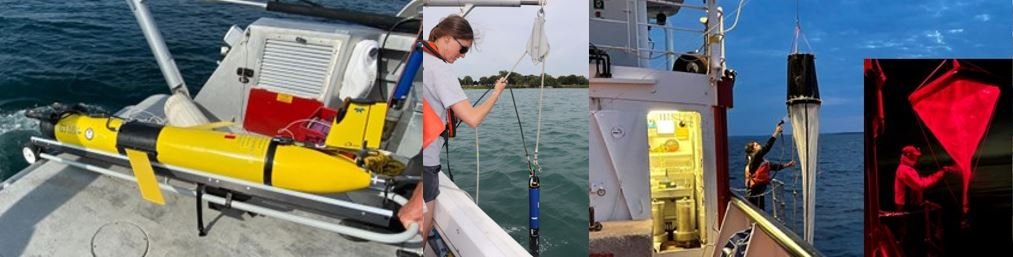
left=647, top=0, right=1011, bottom=136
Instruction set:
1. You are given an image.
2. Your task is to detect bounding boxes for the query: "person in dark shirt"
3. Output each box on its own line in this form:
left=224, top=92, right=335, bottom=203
left=743, top=122, right=795, bottom=210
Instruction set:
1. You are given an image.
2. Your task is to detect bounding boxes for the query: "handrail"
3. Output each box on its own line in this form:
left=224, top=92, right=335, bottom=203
left=645, top=0, right=707, bottom=10
left=729, top=194, right=824, bottom=257
left=589, top=0, right=714, bottom=70
left=591, top=43, right=701, bottom=59
left=590, top=17, right=706, bottom=33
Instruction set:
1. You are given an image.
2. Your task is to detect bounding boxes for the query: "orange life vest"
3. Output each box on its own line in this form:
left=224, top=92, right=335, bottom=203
left=749, top=162, right=772, bottom=187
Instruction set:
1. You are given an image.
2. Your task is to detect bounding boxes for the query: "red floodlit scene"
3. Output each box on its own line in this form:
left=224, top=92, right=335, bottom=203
left=865, top=59, right=1012, bottom=257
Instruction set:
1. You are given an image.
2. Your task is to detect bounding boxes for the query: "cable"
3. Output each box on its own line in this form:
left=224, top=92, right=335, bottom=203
left=443, top=139, right=455, bottom=182
left=789, top=0, right=814, bottom=53
left=377, top=16, right=421, bottom=101
left=475, top=126, right=480, bottom=203
left=507, top=87, right=534, bottom=175
left=914, top=60, right=949, bottom=91
left=722, top=0, right=750, bottom=33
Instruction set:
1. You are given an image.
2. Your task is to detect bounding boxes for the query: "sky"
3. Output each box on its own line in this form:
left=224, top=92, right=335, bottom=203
left=423, top=0, right=589, bottom=78
left=643, top=0, right=1012, bottom=136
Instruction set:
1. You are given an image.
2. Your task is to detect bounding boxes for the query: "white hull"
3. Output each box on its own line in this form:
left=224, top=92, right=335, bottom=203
left=428, top=172, right=530, bottom=257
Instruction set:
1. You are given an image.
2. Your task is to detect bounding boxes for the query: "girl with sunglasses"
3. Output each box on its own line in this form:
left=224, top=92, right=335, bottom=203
left=399, top=14, right=508, bottom=241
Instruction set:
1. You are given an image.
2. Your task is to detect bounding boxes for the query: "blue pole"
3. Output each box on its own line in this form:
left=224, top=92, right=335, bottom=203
left=529, top=174, right=540, bottom=256
left=389, top=41, right=422, bottom=109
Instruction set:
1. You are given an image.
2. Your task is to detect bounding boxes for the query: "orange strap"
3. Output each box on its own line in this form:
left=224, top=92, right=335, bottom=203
left=421, top=41, right=451, bottom=149
left=421, top=41, right=447, bottom=63
left=422, top=99, right=445, bottom=149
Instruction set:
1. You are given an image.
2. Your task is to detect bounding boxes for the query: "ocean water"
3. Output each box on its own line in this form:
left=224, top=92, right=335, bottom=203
left=0, top=0, right=408, bottom=180
left=442, top=88, right=590, bottom=257
left=728, top=133, right=863, bottom=257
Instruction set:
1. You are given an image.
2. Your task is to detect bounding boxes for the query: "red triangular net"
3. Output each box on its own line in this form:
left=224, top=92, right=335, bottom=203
left=909, top=64, right=1000, bottom=213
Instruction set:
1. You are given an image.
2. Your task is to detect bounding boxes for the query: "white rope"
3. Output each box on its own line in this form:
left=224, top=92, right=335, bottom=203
left=505, top=50, right=529, bottom=80
left=532, top=0, right=547, bottom=172
left=533, top=53, right=545, bottom=173
left=529, top=5, right=548, bottom=173
left=472, top=3, right=548, bottom=205
left=789, top=0, right=814, bottom=54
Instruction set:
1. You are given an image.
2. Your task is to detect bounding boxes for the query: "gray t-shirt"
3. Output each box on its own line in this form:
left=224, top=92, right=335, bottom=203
left=422, top=53, right=468, bottom=166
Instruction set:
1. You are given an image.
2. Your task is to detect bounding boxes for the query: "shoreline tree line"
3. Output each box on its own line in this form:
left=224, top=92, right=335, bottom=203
left=459, top=71, right=588, bottom=88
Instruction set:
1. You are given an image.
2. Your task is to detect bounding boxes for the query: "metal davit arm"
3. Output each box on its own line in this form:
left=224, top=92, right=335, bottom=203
left=124, top=0, right=190, bottom=97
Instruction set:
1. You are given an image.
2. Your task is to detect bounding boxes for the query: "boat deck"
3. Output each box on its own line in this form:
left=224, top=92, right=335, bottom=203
left=0, top=154, right=419, bottom=256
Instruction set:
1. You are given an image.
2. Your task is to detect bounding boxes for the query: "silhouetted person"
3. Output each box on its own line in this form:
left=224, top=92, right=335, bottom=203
left=744, top=122, right=795, bottom=210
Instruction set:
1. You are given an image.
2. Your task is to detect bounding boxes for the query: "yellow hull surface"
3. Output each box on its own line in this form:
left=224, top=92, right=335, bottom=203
left=50, top=114, right=371, bottom=193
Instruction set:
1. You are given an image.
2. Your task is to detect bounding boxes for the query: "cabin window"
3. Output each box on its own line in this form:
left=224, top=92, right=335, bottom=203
left=646, top=110, right=704, bottom=252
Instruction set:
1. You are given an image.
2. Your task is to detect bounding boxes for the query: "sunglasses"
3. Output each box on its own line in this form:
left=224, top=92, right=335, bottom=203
left=454, top=38, right=470, bottom=54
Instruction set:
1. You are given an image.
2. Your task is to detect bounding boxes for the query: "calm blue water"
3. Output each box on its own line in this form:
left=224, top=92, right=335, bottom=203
left=0, top=0, right=407, bottom=179
left=728, top=133, right=863, bottom=257
left=442, top=88, right=589, bottom=257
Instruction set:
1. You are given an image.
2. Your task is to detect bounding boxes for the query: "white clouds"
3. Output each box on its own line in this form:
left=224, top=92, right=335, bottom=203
left=925, top=30, right=944, bottom=44
left=917, top=0, right=997, bottom=22
left=859, top=30, right=954, bottom=54
left=861, top=39, right=902, bottom=49
left=919, top=0, right=952, bottom=17
left=807, top=30, right=826, bottom=43
left=744, top=49, right=786, bottom=57
left=923, top=30, right=953, bottom=51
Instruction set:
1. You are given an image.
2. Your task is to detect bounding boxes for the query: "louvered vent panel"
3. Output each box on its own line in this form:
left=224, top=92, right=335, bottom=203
left=258, top=39, right=334, bottom=98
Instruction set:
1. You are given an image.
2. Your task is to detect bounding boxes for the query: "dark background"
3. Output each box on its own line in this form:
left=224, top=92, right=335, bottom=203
left=866, top=59, right=1012, bottom=256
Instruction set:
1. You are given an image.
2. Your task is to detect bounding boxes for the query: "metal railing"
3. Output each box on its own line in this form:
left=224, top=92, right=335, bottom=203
left=589, top=0, right=719, bottom=70
left=734, top=178, right=804, bottom=235
left=730, top=195, right=824, bottom=257
left=769, top=179, right=801, bottom=232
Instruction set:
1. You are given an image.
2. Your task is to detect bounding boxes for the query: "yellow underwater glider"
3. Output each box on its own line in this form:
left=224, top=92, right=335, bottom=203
left=26, top=100, right=395, bottom=198
left=26, top=101, right=402, bottom=205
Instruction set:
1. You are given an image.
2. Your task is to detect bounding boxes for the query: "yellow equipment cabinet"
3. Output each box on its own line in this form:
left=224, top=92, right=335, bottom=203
left=325, top=100, right=389, bottom=150
left=646, top=110, right=705, bottom=252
